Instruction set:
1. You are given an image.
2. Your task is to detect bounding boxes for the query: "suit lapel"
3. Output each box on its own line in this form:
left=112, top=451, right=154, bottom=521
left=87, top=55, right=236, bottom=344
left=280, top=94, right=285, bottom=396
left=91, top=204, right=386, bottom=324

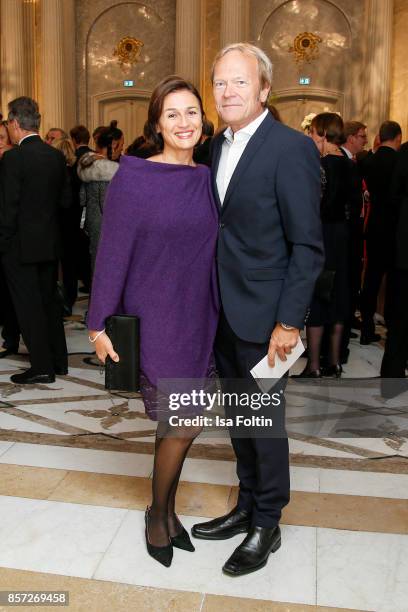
left=211, top=135, right=223, bottom=212
left=222, top=113, right=274, bottom=211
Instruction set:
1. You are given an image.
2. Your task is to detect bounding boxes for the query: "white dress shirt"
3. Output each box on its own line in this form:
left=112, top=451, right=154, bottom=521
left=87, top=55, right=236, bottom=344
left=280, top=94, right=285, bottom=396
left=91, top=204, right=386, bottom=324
left=341, top=145, right=354, bottom=160
left=216, top=109, right=268, bottom=205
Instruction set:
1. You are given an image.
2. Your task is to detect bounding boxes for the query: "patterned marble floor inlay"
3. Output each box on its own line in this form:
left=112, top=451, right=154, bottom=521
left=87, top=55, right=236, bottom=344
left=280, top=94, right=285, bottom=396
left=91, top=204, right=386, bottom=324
left=0, top=310, right=407, bottom=611
left=0, top=319, right=406, bottom=471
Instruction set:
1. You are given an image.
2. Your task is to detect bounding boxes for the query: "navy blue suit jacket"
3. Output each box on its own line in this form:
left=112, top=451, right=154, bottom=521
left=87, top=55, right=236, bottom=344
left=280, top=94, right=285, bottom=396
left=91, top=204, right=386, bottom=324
left=212, top=112, right=324, bottom=343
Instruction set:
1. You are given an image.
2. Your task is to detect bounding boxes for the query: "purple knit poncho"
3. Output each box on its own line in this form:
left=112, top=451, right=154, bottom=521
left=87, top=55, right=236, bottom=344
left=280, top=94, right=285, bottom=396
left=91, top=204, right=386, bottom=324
left=87, top=156, right=219, bottom=412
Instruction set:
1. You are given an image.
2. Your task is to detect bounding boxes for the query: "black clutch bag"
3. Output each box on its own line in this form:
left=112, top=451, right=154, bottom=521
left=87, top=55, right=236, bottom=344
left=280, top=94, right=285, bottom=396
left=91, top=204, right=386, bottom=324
left=105, top=315, right=140, bottom=392
left=314, top=269, right=336, bottom=303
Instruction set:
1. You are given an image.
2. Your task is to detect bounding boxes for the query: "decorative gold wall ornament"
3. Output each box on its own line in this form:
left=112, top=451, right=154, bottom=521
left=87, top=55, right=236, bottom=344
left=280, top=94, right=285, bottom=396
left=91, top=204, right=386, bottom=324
left=113, top=36, right=144, bottom=69
left=289, top=32, right=322, bottom=64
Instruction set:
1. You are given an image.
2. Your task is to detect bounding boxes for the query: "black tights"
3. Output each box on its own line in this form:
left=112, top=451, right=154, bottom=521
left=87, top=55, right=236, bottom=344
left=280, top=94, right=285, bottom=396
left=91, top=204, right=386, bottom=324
left=306, top=323, right=344, bottom=371
left=147, top=421, right=202, bottom=546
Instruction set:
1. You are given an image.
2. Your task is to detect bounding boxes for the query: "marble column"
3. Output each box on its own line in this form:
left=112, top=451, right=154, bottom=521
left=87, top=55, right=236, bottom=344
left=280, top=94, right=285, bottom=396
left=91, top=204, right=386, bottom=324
left=40, top=0, right=76, bottom=133
left=390, top=0, right=408, bottom=138
left=61, top=0, right=77, bottom=131
left=175, top=0, right=202, bottom=87
left=0, top=0, right=26, bottom=114
left=363, top=0, right=394, bottom=140
left=220, top=0, right=249, bottom=48
left=23, top=0, right=37, bottom=100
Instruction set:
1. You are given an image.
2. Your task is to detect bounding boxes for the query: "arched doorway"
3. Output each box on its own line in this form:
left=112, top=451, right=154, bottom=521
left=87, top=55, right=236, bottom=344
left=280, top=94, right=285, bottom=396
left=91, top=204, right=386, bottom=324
left=91, top=90, right=150, bottom=148
left=272, top=87, right=344, bottom=129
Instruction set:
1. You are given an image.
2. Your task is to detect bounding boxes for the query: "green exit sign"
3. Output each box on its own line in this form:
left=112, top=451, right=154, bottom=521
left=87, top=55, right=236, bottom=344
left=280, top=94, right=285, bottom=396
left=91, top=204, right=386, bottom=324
left=299, top=77, right=311, bottom=85
left=123, top=80, right=134, bottom=87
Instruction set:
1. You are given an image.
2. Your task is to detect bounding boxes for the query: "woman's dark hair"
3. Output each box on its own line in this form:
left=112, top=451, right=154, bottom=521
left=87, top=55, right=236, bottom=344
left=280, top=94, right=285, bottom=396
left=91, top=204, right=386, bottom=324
left=96, top=120, right=123, bottom=160
left=144, top=76, right=205, bottom=154
left=126, top=135, right=145, bottom=155
left=202, top=118, right=214, bottom=138
left=92, top=125, right=105, bottom=140
left=311, top=112, right=344, bottom=145
left=126, top=133, right=157, bottom=159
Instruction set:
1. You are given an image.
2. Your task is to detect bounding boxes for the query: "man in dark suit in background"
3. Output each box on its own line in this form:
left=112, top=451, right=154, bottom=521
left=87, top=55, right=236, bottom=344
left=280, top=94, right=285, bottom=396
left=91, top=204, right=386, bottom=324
left=360, top=120, right=402, bottom=344
left=192, top=43, right=323, bottom=576
left=340, top=121, right=368, bottom=323
left=0, top=130, right=21, bottom=358
left=70, top=124, right=92, bottom=294
left=329, top=121, right=368, bottom=363
left=381, top=139, right=408, bottom=381
left=0, top=265, right=20, bottom=357
left=70, top=124, right=92, bottom=162
left=0, top=96, right=68, bottom=384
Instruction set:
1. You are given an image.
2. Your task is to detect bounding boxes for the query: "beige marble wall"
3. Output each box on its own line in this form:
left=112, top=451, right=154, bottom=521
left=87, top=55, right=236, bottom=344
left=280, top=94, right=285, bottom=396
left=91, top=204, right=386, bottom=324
left=76, top=0, right=176, bottom=126
left=0, top=0, right=26, bottom=112
left=390, top=0, right=408, bottom=139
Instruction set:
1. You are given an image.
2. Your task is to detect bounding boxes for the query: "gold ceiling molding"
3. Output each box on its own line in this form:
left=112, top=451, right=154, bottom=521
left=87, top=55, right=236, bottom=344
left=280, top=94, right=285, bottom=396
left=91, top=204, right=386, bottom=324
left=289, top=32, right=322, bottom=64
left=113, top=36, right=144, bottom=70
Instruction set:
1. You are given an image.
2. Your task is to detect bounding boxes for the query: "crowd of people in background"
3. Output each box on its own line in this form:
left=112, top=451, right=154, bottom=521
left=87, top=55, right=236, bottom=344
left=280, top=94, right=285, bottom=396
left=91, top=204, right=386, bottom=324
left=0, top=95, right=407, bottom=384
left=299, top=113, right=407, bottom=381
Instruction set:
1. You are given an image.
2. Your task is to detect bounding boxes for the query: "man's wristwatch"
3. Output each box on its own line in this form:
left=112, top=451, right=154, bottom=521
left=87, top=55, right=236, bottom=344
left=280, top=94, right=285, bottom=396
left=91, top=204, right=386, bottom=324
left=279, top=322, right=296, bottom=331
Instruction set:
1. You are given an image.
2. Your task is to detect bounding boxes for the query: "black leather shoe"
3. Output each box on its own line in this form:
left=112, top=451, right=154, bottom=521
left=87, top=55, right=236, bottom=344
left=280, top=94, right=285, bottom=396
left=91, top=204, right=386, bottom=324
left=10, top=369, right=55, bottom=385
left=192, top=507, right=251, bottom=540
left=0, top=347, right=19, bottom=359
left=360, top=333, right=381, bottom=345
left=55, top=367, right=68, bottom=375
left=223, top=525, right=281, bottom=576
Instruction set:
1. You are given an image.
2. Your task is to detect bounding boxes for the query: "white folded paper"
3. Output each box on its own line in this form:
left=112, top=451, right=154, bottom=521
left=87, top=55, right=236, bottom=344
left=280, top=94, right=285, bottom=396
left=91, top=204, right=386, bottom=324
left=250, top=337, right=305, bottom=393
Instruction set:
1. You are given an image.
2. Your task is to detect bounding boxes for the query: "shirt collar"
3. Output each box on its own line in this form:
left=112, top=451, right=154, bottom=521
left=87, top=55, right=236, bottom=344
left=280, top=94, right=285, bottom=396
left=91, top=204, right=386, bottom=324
left=341, top=146, right=354, bottom=160
left=223, top=109, right=268, bottom=144
left=18, top=133, right=38, bottom=146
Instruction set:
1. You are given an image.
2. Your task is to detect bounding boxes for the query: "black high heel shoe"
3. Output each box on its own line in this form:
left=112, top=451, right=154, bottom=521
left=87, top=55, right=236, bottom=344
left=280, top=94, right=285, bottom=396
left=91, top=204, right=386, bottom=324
left=145, top=507, right=173, bottom=567
left=170, top=526, right=195, bottom=552
left=322, top=364, right=342, bottom=378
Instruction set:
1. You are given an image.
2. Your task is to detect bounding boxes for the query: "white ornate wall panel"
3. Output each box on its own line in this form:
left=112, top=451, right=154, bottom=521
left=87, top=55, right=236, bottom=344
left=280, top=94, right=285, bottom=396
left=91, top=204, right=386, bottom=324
left=76, top=0, right=176, bottom=132
left=250, top=0, right=367, bottom=130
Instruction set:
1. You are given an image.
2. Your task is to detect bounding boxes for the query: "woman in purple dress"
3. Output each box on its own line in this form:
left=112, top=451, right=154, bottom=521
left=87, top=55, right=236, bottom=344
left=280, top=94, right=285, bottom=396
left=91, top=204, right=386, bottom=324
left=87, top=77, right=219, bottom=568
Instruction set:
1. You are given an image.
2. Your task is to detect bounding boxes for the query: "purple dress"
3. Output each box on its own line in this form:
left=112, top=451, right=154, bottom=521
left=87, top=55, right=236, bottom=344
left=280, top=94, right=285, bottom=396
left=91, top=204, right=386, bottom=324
left=87, top=156, right=219, bottom=420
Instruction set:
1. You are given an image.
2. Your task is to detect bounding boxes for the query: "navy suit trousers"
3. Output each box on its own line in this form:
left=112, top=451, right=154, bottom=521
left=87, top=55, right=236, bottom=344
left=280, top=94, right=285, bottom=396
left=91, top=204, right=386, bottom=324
left=214, top=310, right=290, bottom=528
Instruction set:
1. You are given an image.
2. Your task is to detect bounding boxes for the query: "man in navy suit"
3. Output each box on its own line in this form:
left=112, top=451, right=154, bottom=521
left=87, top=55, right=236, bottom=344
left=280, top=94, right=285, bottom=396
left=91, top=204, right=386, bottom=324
left=192, top=43, right=324, bottom=576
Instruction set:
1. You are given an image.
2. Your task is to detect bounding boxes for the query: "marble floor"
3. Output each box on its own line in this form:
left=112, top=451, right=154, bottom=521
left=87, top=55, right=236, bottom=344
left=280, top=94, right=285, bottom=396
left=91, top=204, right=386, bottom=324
left=0, top=299, right=407, bottom=611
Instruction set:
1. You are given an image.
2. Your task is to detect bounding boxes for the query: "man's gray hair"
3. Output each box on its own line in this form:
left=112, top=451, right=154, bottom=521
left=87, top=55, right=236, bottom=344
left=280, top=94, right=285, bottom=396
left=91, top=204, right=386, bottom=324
left=8, top=96, right=41, bottom=131
left=211, top=42, right=273, bottom=89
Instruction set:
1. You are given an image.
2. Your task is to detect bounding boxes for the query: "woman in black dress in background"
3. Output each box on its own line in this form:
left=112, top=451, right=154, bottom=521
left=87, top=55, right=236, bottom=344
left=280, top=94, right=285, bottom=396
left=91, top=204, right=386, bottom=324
left=299, top=112, right=351, bottom=377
